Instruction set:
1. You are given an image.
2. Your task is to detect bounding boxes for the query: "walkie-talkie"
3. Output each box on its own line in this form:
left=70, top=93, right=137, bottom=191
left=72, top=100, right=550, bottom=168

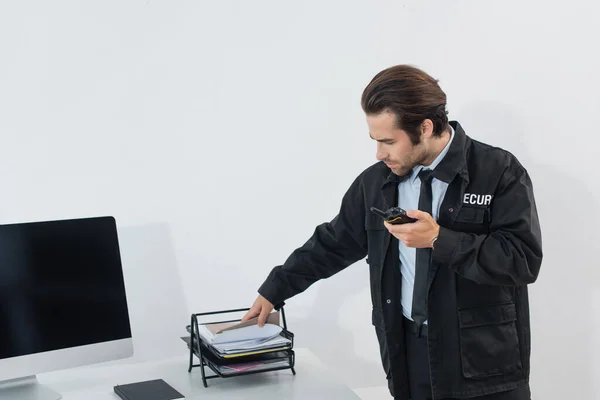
left=370, top=206, right=417, bottom=225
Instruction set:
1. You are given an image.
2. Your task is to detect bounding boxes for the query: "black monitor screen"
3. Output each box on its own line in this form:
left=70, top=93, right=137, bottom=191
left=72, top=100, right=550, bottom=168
left=0, top=216, right=132, bottom=360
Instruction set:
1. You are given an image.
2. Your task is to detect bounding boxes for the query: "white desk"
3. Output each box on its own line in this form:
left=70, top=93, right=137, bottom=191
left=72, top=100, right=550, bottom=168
left=38, top=348, right=361, bottom=399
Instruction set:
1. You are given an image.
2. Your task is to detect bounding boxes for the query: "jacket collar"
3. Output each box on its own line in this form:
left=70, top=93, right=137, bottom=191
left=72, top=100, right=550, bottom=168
left=433, top=120, right=469, bottom=183
left=381, top=120, right=469, bottom=188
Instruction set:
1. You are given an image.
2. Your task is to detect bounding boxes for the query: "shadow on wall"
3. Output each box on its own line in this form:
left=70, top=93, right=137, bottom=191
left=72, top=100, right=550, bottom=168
left=456, top=101, right=599, bottom=400
left=116, top=222, right=189, bottom=363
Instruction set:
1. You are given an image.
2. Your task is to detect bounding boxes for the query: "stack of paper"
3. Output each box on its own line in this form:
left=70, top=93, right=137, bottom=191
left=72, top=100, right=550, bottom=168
left=194, top=312, right=292, bottom=358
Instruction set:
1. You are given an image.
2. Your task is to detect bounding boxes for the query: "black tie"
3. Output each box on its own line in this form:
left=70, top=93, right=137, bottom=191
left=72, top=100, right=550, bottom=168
left=412, top=169, right=434, bottom=335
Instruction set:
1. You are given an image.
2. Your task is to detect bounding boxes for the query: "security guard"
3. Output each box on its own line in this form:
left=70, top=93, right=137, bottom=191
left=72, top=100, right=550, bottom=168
left=242, top=65, right=542, bottom=400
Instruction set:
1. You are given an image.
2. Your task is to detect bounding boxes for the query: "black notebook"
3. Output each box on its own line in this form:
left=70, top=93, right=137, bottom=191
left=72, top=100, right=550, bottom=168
left=114, top=379, right=184, bottom=400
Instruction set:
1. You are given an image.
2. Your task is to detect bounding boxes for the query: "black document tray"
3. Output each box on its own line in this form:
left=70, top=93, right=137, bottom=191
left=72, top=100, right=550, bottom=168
left=185, top=307, right=296, bottom=387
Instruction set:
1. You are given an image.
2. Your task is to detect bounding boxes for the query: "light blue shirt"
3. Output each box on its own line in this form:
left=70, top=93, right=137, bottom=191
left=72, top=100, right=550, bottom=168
left=398, top=126, right=455, bottom=323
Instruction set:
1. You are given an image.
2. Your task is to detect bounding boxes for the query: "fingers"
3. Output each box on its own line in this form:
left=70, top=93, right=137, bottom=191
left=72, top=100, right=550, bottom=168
left=383, top=221, right=399, bottom=231
left=241, top=307, right=259, bottom=323
left=243, top=295, right=274, bottom=327
left=383, top=211, right=436, bottom=249
left=384, top=221, right=414, bottom=234
left=383, top=222, right=416, bottom=246
left=241, top=296, right=263, bottom=322
left=258, top=306, right=271, bottom=327
left=406, top=209, right=430, bottom=220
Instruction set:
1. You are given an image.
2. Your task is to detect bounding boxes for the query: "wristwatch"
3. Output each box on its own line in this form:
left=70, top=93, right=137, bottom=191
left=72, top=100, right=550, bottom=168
left=431, top=236, right=438, bottom=249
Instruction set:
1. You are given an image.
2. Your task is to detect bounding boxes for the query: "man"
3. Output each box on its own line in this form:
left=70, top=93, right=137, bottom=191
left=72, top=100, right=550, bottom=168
left=242, top=65, right=542, bottom=400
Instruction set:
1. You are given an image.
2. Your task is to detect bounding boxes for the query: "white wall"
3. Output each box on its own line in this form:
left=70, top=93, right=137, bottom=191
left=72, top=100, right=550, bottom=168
left=1, top=1, right=599, bottom=398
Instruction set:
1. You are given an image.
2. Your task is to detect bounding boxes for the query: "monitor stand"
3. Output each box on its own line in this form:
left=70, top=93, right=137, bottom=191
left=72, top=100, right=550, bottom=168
left=0, top=376, right=61, bottom=400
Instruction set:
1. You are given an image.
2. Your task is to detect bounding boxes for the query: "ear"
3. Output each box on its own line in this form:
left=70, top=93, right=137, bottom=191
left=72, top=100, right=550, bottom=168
left=420, top=119, right=434, bottom=138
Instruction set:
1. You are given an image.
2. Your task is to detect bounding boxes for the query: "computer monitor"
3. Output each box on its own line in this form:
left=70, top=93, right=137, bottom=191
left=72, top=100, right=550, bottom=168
left=0, top=216, right=133, bottom=400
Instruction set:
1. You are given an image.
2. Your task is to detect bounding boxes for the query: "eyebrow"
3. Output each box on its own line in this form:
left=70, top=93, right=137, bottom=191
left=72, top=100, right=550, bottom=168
left=369, top=133, right=395, bottom=143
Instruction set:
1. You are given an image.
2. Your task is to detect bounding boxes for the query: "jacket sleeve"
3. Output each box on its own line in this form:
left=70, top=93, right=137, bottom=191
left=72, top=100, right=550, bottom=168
left=258, top=174, right=368, bottom=307
left=432, top=162, right=543, bottom=286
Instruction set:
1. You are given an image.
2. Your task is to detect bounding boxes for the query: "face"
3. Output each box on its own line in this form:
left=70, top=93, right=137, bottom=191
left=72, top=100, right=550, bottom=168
left=367, top=111, right=431, bottom=176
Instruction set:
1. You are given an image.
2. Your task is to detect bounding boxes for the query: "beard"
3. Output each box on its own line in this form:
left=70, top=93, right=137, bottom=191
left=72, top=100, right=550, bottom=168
left=386, top=144, right=429, bottom=177
left=390, top=164, right=413, bottom=177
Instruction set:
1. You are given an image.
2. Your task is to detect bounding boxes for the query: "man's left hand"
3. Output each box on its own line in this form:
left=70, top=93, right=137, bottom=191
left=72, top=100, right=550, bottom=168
left=384, top=210, right=440, bottom=248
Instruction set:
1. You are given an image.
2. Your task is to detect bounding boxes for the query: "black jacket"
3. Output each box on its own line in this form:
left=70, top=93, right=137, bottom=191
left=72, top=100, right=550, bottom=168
left=258, top=121, right=543, bottom=399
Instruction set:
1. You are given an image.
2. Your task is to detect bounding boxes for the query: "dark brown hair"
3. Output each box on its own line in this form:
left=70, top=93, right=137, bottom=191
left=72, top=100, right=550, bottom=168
left=361, top=65, right=449, bottom=144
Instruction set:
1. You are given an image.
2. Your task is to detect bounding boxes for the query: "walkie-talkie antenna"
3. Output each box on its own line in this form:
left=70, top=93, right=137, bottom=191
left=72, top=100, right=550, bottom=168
left=370, top=207, right=388, bottom=218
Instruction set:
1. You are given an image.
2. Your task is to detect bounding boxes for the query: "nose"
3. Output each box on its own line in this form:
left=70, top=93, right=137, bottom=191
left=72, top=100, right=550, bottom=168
left=376, top=143, right=387, bottom=161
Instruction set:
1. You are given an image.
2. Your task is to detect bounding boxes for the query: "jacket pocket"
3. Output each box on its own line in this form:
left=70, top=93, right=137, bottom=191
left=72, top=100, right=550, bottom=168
left=365, top=212, right=385, bottom=266
left=458, top=302, right=522, bottom=379
left=452, top=205, right=490, bottom=234
left=372, top=306, right=385, bottom=328
left=372, top=307, right=391, bottom=380
left=455, top=205, right=486, bottom=223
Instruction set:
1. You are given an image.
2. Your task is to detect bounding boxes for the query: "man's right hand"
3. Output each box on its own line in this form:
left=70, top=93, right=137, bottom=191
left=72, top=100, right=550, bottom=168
left=241, top=295, right=274, bottom=327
